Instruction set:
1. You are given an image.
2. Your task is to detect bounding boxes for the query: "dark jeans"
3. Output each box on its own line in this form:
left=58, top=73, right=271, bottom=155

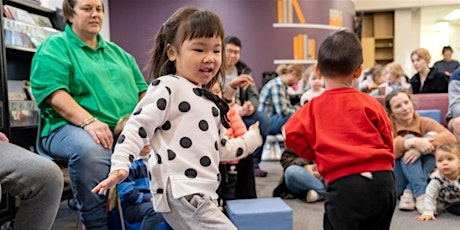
left=324, top=171, right=396, bottom=230
left=446, top=203, right=460, bottom=216
left=243, top=111, right=269, bottom=168
left=123, top=202, right=165, bottom=230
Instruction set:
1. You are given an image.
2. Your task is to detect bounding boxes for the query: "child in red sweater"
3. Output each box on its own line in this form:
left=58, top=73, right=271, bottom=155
left=284, top=30, right=396, bottom=230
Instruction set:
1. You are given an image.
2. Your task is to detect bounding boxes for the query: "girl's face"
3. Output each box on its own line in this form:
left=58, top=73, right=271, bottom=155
left=384, top=67, right=398, bottom=84
left=411, top=54, right=428, bottom=73
left=70, top=0, right=103, bottom=39
left=308, top=73, right=323, bottom=90
left=389, top=92, right=414, bottom=124
left=168, top=36, right=222, bottom=86
left=374, top=71, right=387, bottom=85
left=436, top=149, right=460, bottom=180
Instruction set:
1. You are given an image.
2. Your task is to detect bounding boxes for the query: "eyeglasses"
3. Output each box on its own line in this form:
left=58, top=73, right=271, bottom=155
left=226, top=49, right=240, bottom=55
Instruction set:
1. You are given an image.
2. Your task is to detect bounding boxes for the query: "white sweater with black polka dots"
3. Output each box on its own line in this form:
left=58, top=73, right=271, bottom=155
left=110, top=75, right=262, bottom=212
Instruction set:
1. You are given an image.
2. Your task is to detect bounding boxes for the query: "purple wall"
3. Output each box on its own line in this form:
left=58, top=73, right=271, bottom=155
left=108, top=0, right=354, bottom=89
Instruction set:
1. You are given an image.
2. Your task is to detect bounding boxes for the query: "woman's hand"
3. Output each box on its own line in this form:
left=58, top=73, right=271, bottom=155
left=84, top=119, right=113, bottom=150
left=416, top=214, right=436, bottom=221
left=405, top=137, right=434, bottom=154
left=91, top=169, right=128, bottom=195
left=402, top=148, right=422, bottom=164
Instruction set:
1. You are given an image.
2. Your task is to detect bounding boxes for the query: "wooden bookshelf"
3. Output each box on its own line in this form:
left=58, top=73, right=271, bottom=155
left=358, top=11, right=395, bottom=68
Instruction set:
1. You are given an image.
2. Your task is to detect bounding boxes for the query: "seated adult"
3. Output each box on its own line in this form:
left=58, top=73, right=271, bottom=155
left=222, top=36, right=269, bottom=177
left=258, top=64, right=304, bottom=135
left=273, top=149, right=326, bottom=203
left=384, top=89, right=456, bottom=213
left=0, top=132, right=63, bottom=229
left=409, top=48, right=449, bottom=94
left=370, top=62, right=411, bottom=96
left=433, top=46, right=460, bottom=77
left=29, top=0, right=148, bottom=228
left=447, top=67, right=460, bottom=143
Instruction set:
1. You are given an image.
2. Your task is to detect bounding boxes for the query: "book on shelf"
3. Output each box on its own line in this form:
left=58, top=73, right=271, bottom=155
left=329, top=9, right=343, bottom=27
left=29, top=13, right=53, bottom=28
left=293, top=34, right=315, bottom=61
left=278, top=0, right=306, bottom=24
left=7, top=80, right=34, bottom=101
left=9, top=100, right=39, bottom=127
left=3, top=5, right=36, bottom=25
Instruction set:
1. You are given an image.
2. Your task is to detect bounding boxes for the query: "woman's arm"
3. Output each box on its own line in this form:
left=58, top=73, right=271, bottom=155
left=46, top=89, right=113, bottom=149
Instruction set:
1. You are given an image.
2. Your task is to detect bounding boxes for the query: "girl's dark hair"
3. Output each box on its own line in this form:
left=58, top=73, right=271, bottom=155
left=147, top=7, right=225, bottom=90
left=62, top=0, right=104, bottom=25
left=383, top=89, right=412, bottom=115
left=317, top=30, right=363, bottom=77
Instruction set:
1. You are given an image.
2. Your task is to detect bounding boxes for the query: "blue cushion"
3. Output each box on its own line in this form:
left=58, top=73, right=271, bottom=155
left=226, top=198, right=292, bottom=230
left=417, top=109, right=441, bottom=123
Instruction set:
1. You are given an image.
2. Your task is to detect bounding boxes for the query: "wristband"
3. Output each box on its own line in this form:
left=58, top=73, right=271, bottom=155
left=80, top=116, right=97, bottom=128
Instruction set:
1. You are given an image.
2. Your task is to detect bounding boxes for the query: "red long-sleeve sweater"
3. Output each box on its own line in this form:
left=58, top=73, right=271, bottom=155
left=284, top=88, right=395, bottom=184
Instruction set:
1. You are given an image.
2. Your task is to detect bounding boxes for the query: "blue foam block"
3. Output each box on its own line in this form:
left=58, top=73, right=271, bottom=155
left=226, top=198, right=292, bottom=230
left=417, top=109, right=441, bottom=124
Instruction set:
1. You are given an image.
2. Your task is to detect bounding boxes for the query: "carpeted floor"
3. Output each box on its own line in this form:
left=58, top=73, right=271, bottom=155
left=52, top=160, right=459, bottom=230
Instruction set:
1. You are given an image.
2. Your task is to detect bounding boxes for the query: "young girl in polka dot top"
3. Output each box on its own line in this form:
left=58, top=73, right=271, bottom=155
left=92, top=7, right=262, bottom=229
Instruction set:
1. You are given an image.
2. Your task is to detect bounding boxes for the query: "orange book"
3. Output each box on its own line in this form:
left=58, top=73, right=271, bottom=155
left=278, top=0, right=283, bottom=23
left=292, top=0, right=306, bottom=24
left=298, top=34, right=303, bottom=60
left=308, top=39, right=316, bottom=60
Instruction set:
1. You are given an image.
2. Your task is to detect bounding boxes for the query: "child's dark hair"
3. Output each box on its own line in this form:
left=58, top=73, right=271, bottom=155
left=317, top=30, right=363, bottom=77
left=435, top=143, right=460, bottom=159
left=147, top=7, right=225, bottom=90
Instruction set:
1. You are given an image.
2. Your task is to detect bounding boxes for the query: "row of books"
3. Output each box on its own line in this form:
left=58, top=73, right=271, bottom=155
left=3, top=17, right=59, bottom=49
left=277, top=0, right=343, bottom=27
left=3, top=4, right=52, bottom=27
left=7, top=80, right=38, bottom=127
left=293, top=34, right=315, bottom=60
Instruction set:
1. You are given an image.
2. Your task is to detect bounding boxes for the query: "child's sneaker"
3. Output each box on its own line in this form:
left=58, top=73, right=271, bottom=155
left=254, top=167, right=267, bottom=177
left=306, top=190, right=325, bottom=203
left=416, top=195, right=425, bottom=214
left=398, top=189, right=415, bottom=211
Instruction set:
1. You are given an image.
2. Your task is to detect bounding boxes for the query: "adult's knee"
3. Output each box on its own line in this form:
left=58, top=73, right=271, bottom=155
left=449, top=117, right=460, bottom=134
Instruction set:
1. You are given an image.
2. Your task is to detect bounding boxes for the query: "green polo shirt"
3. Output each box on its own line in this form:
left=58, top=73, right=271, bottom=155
left=30, top=25, right=148, bottom=136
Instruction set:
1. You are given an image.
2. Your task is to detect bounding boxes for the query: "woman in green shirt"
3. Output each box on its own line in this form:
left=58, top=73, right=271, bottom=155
left=30, top=0, right=147, bottom=229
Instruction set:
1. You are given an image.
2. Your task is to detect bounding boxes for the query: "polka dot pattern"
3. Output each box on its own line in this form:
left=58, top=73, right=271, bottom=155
left=112, top=77, right=254, bottom=205
left=185, top=168, right=197, bottom=178
left=179, top=101, right=190, bottom=112
left=128, top=154, right=134, bottom=163
left=167, top=149, right=176, bottom=160
left=133, top=108, right=142, bottom=115
left=138, top=127, right=147, bottom=138
left=162, top=121, right=171, bottom=130
left=199, top=120, right=208, bottom=131
left=156, top=154, right=162, bottom=164
left=117, top=134, right=125, bottom=144
left=180, top=137, right=192, bottom=148
left=157, top=98, right=167, bottom=110
left=200, top=156, right=211, bottom=167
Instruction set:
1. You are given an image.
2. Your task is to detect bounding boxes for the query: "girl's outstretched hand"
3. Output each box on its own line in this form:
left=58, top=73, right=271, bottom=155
left=91, top=169, right=128, bottom=195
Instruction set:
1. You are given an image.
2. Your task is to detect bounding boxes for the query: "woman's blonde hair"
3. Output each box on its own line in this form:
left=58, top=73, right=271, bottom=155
left=276, top=64, right=288, bottom=75
left=288, top=64, right=305, bottom=78
left=114, top=115, right=130, bottom=138
left=411, top=48, right=431, bottom=64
